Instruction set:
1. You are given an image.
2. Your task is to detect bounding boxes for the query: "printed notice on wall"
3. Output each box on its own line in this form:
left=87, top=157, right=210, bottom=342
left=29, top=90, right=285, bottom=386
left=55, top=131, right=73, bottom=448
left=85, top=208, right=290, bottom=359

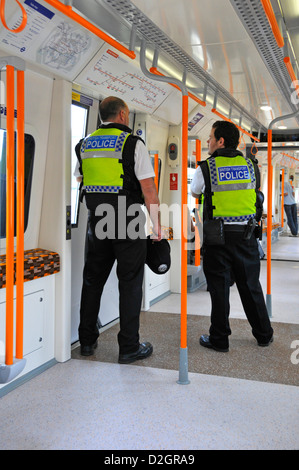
left=0, top=0, right=101, bottom=80
left=77, top=47, right=170, bottom=112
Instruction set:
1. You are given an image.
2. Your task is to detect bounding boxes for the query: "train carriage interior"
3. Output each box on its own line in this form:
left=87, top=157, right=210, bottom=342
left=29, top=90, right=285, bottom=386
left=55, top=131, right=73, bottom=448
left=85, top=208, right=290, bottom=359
left=0, top=0, right=298, bottom=450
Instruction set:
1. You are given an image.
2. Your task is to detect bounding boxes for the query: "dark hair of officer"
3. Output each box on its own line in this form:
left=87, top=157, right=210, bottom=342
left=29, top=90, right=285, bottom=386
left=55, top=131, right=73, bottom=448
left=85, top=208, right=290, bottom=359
left=212, top=120, right=240, bottom=149
left=99, top=96, right=127, bottom=121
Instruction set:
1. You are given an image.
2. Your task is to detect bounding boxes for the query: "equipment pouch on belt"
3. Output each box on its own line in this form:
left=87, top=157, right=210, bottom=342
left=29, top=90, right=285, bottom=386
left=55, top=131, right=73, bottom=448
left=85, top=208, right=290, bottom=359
left=254, top=220, right=263, bottom=240
left=243, top=218, right=256, bottom=240
left=203, top=219, right=225, bottom=245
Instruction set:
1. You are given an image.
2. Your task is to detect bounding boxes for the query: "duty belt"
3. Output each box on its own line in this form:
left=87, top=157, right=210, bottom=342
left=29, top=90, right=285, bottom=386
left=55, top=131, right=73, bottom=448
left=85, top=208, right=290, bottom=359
left=223, top=224, right=246, bottom=232
left=224, top=218, right=257, bottom=240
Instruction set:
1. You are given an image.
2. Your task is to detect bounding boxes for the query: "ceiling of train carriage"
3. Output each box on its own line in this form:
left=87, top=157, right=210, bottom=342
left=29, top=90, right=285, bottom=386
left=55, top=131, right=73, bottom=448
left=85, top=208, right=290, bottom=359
left=73, top=0, right=299, bottom=161
left=1, top=0, right=298, bottom=139
left=128, top=0, right=299, bottom=130
left=71, top=0, right=299, bottom=131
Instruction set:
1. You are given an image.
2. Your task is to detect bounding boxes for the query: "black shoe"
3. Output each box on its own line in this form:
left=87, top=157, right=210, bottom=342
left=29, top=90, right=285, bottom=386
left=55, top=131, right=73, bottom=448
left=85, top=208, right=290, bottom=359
left=199, top=334, right=229, bottom=352
left=257, top=336, right=274, bottom=347
left=118, top=342, right=153, bottom=364
left=80, top=341, right=98, bottom=356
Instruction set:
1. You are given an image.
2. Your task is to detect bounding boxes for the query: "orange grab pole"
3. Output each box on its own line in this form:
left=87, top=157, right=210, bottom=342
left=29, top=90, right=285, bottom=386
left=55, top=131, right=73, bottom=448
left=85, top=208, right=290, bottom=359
left=261, top=0, right=284, bottom=48
left=281, top=152, right=299, bottom=163
left=194, top=139, right=201, bottom=267
left=5, top=65, right=15, bottom=366
left=0, top=0, right=27, bottom=33
left=283, top=57, right=299, bottom=98
left=43, top=0, right=136, bottom=60
left=211, top=108, right=260, bottom=142
left=266, top=129, right=273, bottom=297
left=154, top=153, right=159, bottom=191
left=16, top=70, right=25, bottom=360
left=281, top=168, right=284, bottom=229
left=251, top=142, right=258, bottom=156
left=239, top=134, right=246, bottom=150
left=180, top=94, right=188, bottom=350
left=150, top=67, right=206, bottom=107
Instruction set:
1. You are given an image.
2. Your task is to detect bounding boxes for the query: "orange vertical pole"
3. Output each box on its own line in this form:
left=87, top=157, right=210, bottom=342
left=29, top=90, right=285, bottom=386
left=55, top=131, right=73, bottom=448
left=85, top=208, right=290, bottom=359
left=180, top=94, right=188, bottom=350
left=281, top=169, right=284, bottom=229
left=266, top=129, right=273, bottom=316
left=5, top=65, right=15, bottom=366
left=154, top=153, right=159, bottom=191
left=194, top=139, right=201, bottom=266
left=16, top=70, right=24, bottom=360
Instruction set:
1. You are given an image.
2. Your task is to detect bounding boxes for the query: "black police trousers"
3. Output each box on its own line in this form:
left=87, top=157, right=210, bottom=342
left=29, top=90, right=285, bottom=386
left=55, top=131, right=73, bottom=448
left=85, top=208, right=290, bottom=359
left=78, top=213, right=147, bottom=354
left=203, top=230, right=273, bottom=350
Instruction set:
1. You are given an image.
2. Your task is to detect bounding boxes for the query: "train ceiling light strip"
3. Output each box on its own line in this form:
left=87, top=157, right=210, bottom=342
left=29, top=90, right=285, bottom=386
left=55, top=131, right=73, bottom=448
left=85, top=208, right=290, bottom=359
left=230, top=0, right=299, bottom=125
left=100, top=0, right=266, bottom=134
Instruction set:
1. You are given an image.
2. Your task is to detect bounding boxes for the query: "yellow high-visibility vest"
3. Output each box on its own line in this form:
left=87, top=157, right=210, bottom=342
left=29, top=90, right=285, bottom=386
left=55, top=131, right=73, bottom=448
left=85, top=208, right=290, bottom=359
left=81, top=127, right=130, bottom=194
left=207, top=155, right=257, bottom=222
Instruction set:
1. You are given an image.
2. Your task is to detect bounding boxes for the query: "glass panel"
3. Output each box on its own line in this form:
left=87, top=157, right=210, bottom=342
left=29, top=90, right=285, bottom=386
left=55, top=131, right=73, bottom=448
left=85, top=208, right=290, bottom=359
left=71, top=103, right=88, bottom=226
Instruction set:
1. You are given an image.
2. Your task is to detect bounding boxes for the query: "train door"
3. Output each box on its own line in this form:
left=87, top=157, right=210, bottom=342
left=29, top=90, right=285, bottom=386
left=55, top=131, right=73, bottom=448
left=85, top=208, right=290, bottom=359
left=70, top=92, right=119, bottom=344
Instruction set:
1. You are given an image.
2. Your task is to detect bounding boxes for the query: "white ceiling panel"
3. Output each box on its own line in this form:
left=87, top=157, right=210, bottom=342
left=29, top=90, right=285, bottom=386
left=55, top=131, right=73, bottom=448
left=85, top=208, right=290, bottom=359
left=131, top=0, right=297, bottom=130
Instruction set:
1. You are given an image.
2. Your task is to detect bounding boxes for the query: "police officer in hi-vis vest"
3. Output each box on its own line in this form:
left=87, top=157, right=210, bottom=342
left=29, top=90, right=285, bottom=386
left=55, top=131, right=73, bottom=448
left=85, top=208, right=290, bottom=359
left=76, top=96, right=161, bottom=363
left=191, top=121, right=273, bottom=352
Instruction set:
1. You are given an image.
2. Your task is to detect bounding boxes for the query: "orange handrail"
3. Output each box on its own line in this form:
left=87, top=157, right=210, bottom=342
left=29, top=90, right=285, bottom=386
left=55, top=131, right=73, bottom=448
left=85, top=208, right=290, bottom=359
left=266, top=129, right=273, bottom=297
left=194, top=139, right=201, bottom=267
left=5, top=65, right=15, bottom=366
left=239, top=134, right=246, bottom=150
left=281, top=168, right=284, bottom=228
left=281, top=152, right=299, bottom=163
left=181, top=94, right=189, bottom=350
left=251, top=142, right=258, bottom=156
left=154, top=153, right=159, bottom=191
left=261, top=0, right=284, bottom=48
left=43, top=0, right=136, bottom=60
left=283, top=57, right=299, bottom=99
left=150, top=67, right=206, bottom=107
left=0, top=0, right=27, bottom=33
left=217, top=21, right=233, bottom=95
left=211, top=108, right=260, bottom=142
left=16, top=70, right=25, bottom=360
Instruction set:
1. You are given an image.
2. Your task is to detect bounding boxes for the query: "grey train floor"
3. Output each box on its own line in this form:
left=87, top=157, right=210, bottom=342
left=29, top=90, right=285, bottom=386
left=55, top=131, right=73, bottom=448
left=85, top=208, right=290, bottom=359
left=72, top=311, right=298, bottom=386
left=73, top=251, right=299, bottom=387
left=1, top=240, right=297, bottom=450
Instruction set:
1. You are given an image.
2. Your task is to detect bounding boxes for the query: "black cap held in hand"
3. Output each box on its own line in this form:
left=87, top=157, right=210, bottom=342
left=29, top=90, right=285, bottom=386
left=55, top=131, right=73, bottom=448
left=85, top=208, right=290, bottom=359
left=145, top=236, right=171, bottom=275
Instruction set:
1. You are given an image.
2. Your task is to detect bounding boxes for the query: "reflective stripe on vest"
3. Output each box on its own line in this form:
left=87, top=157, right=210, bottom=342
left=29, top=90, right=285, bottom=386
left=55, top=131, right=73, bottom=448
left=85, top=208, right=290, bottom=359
left=208, top=155, right=257, bottom=222
left=81, top=129, right=130, bottom=193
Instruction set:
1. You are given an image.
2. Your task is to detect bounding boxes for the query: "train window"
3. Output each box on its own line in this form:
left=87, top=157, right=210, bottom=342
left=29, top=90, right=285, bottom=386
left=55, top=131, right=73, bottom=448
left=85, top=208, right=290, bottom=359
left=0, top=130, right=35, bottom=239
left=71, top=102, right=89, bottom=227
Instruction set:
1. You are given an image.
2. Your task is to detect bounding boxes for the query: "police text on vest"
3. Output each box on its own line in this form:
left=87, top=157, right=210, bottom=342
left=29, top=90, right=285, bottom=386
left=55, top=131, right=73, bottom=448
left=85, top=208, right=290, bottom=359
left=218, top=165, right=249, bottom=182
